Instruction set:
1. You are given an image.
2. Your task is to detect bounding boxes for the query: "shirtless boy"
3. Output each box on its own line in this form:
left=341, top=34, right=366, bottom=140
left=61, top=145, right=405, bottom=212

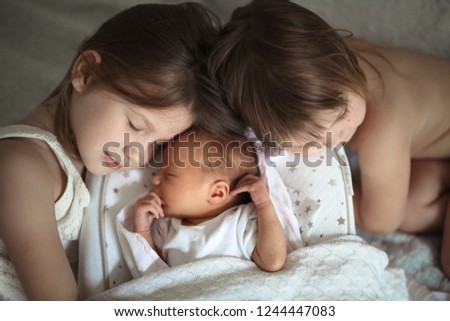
left=208, top=0, right=450, bottom=276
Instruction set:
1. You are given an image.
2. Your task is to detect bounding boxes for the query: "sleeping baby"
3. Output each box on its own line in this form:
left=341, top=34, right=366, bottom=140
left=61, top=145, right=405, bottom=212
left=123, top=130, right=301, bottom=274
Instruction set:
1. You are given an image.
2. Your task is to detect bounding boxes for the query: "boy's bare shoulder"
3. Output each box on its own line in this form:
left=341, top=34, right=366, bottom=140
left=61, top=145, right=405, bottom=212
left=359, top=44, right=450, bottom=158
left=349, top=95, right=411, bottom=157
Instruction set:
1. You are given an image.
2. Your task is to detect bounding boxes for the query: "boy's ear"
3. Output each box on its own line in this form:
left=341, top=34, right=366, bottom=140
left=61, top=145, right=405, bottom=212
left=208, top=180, right=230, bottom=205
left=71, top=50, right=102, bottom=93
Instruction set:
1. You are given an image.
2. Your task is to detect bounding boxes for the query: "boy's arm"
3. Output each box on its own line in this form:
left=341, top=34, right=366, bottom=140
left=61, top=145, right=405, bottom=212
left=352, top=115, right=411, bottom=234
left=231, top=175, right=287, bottom=272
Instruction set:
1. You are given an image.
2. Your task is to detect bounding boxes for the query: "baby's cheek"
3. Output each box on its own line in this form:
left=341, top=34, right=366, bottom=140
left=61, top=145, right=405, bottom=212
left=160, top=200, right=170, bottom=213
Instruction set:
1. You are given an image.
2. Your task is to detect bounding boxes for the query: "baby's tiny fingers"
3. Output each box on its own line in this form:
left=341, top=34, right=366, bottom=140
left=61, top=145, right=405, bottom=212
left=151, top=203, right=165, bottom=218
left=147, top=192, right=163, bottom=206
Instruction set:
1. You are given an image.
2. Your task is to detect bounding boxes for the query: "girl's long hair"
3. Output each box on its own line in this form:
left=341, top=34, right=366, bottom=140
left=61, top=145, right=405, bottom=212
left=47, top=3, right=246, bottom=157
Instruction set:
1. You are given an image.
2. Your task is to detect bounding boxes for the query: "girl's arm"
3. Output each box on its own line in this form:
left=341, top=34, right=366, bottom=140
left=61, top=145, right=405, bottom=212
left=0, top=142, right=78, bottom=300
left=232, top=175, right=287, bottom=272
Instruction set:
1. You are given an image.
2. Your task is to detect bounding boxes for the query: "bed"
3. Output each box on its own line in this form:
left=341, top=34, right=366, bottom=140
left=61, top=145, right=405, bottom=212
left=1, top=0, right=449, bottom=301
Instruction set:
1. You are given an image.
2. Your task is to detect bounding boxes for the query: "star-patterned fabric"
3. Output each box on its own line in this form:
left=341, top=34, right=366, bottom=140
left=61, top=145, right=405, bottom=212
left=271, top=145, right=355, bottom=246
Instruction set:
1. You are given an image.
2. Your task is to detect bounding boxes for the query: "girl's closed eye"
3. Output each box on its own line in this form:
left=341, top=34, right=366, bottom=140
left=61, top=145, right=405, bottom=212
left=128, top=120, right=144, bottom=132
left=128, top=119, right=139, bottom=131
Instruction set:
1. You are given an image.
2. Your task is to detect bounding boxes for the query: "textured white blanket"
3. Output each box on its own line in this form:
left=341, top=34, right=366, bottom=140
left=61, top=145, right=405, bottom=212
left=91, top=235, right=408, bottom=301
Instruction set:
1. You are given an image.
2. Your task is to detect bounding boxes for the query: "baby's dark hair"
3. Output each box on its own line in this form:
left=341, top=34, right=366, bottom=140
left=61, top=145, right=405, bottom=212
left=193, top=130, right=259, bottom=188
left=209, top=0, right=368, bottom=145
left=47, top=3, right=246, bottom=156
left=171, top=130, right=259, bottom=204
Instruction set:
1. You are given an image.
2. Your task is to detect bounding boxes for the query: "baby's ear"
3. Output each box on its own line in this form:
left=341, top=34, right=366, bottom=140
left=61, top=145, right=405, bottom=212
left=71, top=50, right=102, bottom=93
left=208, top=180, right=230, bottom=205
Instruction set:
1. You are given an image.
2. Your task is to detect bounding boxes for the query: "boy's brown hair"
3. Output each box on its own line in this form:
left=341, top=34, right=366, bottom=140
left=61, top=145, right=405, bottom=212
left=46, top=3, right=246, bottom=157
left=209, top=0, right=368, bottom=146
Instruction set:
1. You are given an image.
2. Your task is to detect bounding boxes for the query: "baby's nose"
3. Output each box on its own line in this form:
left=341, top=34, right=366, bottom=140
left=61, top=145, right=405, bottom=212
left=151, top=172, right=161, bottom=186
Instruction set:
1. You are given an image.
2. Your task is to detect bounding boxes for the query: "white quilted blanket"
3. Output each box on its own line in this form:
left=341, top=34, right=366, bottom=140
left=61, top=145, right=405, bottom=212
left=90, top=235, right=408, bottom=301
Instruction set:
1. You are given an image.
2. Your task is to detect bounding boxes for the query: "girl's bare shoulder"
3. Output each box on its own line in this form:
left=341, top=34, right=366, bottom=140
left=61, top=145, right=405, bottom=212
left=0, top=137, right=64, bottom=201
left=0, top=136, right=52, bottom=169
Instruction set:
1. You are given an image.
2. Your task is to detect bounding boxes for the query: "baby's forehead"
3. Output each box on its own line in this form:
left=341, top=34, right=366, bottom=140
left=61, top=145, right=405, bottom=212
left=168, top=131, right=257, bottom=167
left=170, top=133, right=229, bottom=157
left=164, top=138, right=207, bottom=169
left=168, top=136, right=206, bottom=155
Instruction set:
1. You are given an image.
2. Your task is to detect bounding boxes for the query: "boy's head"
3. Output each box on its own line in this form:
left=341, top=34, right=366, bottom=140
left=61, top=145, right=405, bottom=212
left=150, top=130, right=259, bottom=221
left=209, top=0, right=368, bottom=150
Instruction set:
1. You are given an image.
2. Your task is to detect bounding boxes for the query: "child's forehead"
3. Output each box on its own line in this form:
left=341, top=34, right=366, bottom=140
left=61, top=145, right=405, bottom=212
left=165, top=139, right=205, bottom=169
left=314, top=109, right=344, bottom=125
left=287, top=110, right=346, bottom=142
left=169, top=136, right=207, bottom=154
left=264, top=132, right=322, bottom=148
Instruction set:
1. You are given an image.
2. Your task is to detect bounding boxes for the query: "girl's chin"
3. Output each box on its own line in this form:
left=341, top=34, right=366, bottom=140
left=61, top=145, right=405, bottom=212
left=83, top=158, right=128, bottom=175
left=85, top=164, right=122, bottom=176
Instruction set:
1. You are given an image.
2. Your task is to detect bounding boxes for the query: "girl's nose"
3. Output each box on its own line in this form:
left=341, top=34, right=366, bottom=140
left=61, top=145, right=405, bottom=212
left=151, top=172, right=161, bottom=186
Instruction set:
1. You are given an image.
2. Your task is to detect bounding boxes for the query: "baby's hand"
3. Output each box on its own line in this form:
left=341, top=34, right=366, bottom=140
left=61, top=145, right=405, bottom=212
left=231, top=174, right=271, bottom=208
left=133, top=192, right=164, bottom=233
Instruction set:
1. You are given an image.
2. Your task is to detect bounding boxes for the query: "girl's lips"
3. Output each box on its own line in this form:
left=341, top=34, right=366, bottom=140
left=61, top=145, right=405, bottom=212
left=102, top=154, right=123, bottom=169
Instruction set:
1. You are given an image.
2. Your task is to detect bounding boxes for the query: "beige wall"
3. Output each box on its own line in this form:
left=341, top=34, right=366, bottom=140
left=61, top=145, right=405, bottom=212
left=1, top=0, right=449, bottom=126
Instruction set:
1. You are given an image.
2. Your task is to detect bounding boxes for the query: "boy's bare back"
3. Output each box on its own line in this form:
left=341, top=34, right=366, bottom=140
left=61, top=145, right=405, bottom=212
left=348, top=43, right=450, bottom=234
left=349, top=43, right=450, bottom=158
left=206, top=0, right=450, bottom=277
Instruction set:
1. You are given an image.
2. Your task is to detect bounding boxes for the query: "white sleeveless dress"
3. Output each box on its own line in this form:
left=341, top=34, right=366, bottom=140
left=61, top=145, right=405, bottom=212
left=0, top=125, right=90, bottom=300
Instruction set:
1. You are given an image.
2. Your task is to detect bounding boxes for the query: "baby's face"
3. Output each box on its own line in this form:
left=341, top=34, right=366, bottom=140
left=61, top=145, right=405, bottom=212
left=150, top=137, right=213, bottom=218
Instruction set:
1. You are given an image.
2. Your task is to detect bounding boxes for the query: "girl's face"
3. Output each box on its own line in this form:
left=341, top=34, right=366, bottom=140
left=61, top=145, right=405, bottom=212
left=285, top=92, right=366, bottom=154
left=70, top=88, right=193, bottom=175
